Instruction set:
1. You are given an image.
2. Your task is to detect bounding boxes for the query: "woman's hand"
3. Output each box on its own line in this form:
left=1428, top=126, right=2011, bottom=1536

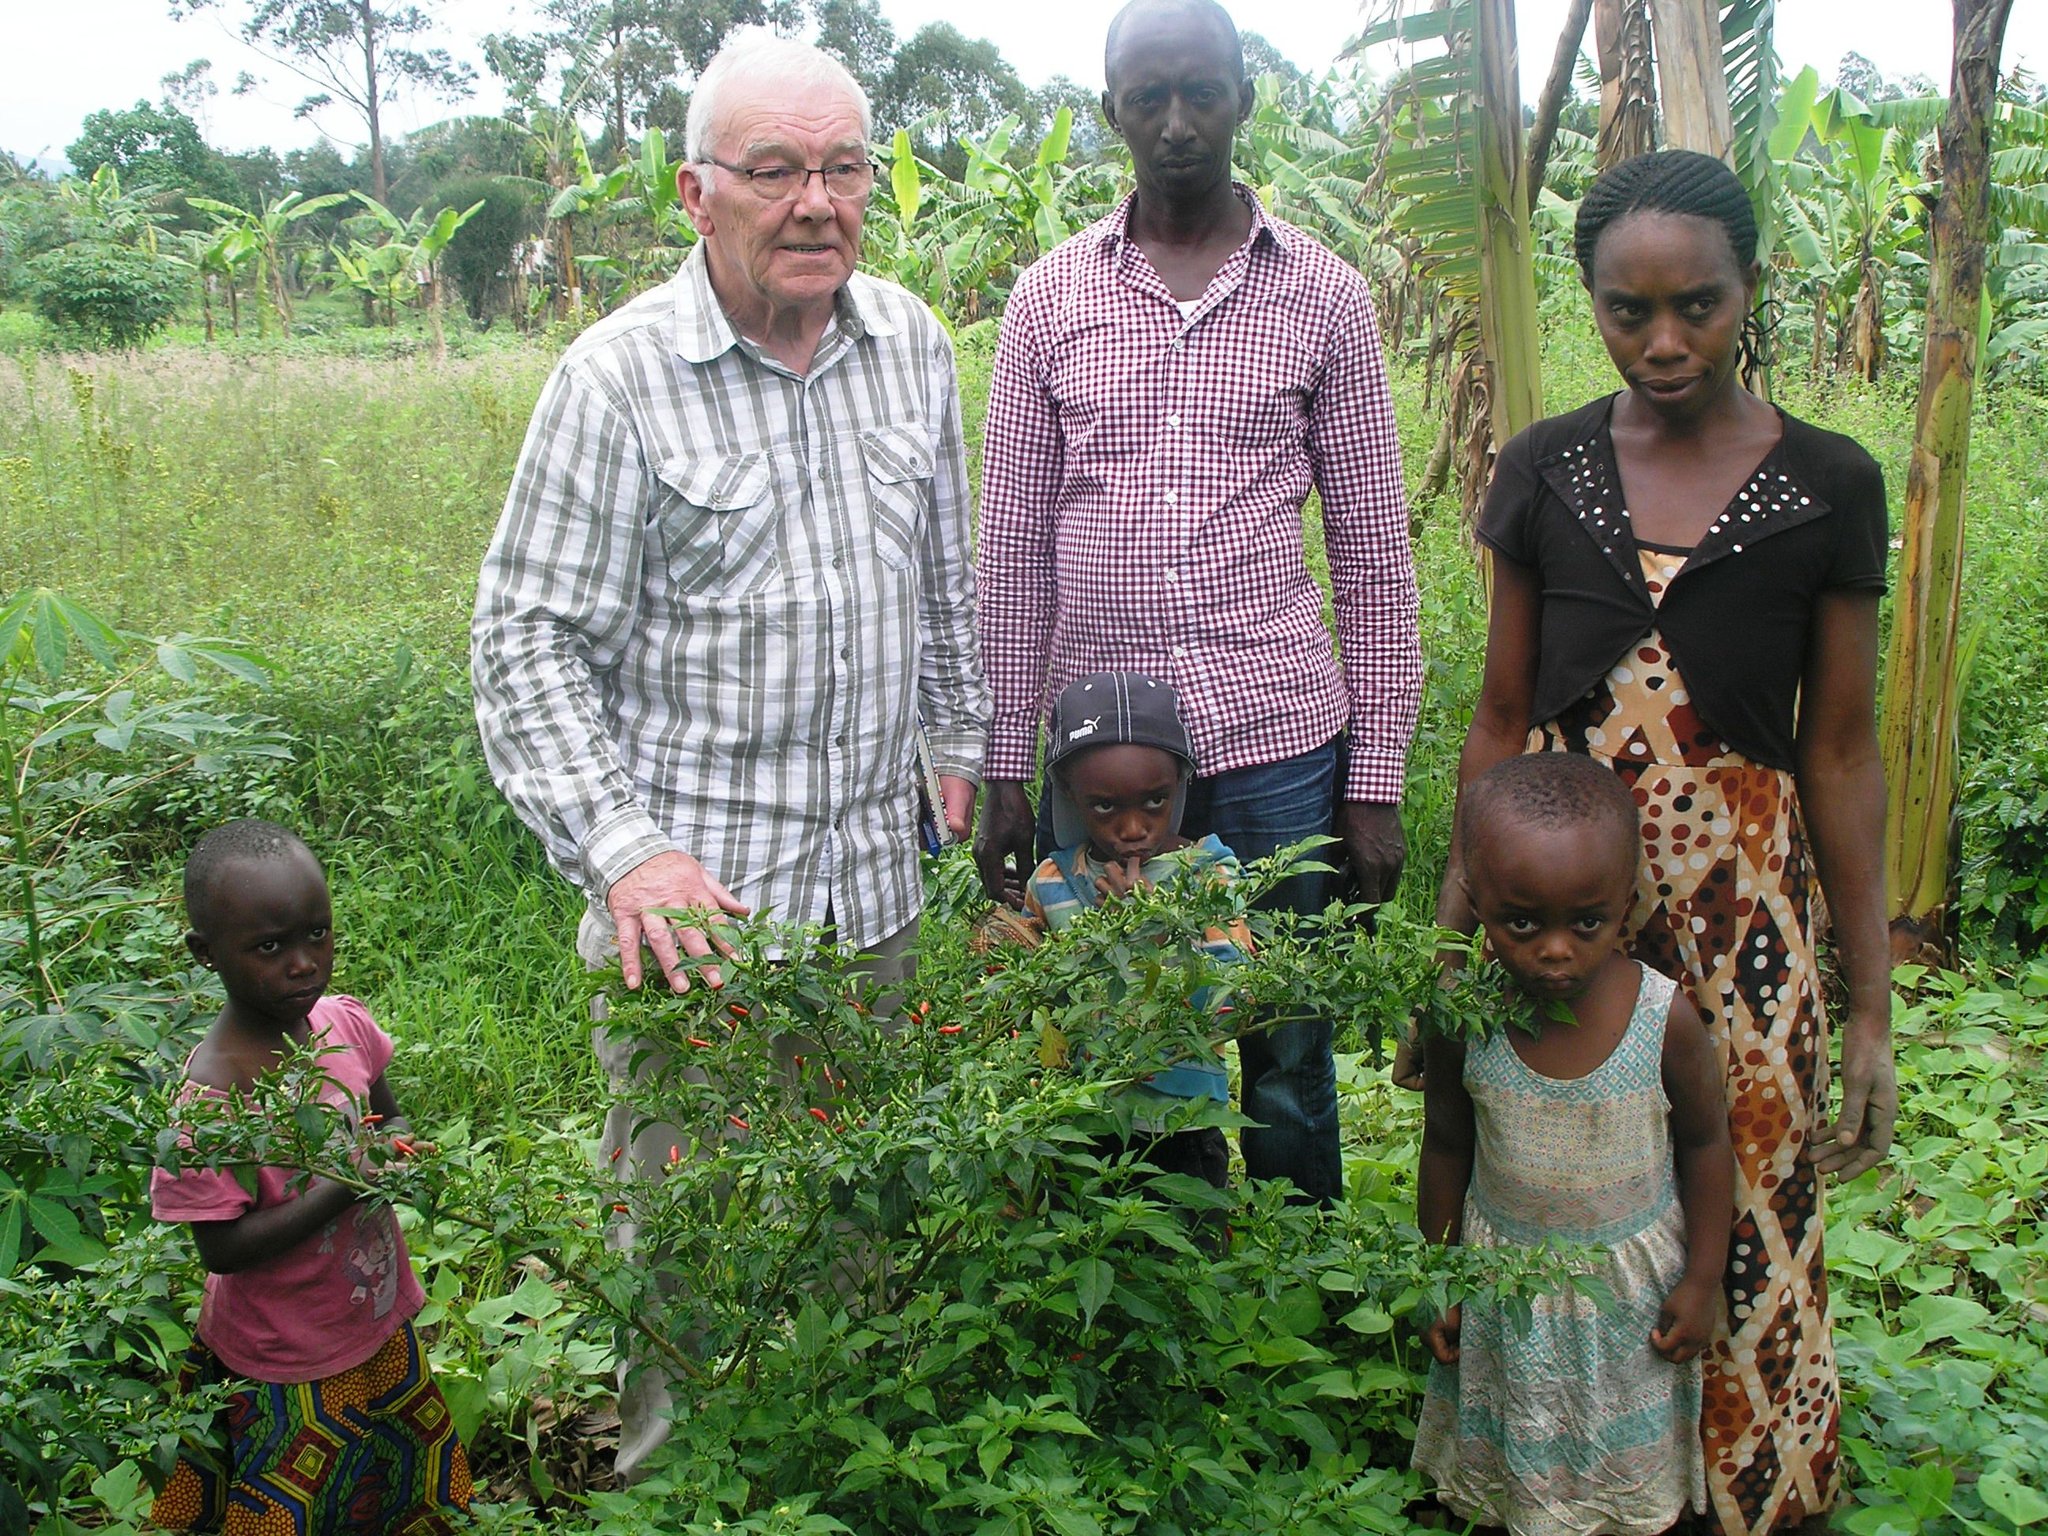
left=1815, top=1006, right=1896, bottom=1182
left=1421, top=1303, right=1463, bottom=1366
left=1389, top=1023, right=1426, bottom=1091
left=1650, top=1272, right=1720, bottom=1363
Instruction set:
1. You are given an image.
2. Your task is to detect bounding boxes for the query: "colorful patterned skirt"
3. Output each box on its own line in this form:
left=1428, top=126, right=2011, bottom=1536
left=1535, top=602, right=1839, bottom=1534
left=150, top=1320, right=472, bottom=1535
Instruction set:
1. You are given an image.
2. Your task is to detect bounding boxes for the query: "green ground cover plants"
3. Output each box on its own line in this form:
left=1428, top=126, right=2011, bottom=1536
left=1, top=325, right=2046, bottom=1532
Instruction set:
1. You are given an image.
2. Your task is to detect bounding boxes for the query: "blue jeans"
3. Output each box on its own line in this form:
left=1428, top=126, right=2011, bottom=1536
left=1036, top=738, right=1342, bottom=1203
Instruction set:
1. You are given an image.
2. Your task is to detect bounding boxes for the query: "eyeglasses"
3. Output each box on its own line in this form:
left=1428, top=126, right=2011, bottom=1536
left=707, top=158, right=878, bottom=201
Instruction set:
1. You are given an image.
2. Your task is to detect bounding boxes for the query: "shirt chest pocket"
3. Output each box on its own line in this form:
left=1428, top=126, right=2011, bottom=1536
left=650, top=451, right=779, bottom=593
left=856, top=424, right=933, bottom=573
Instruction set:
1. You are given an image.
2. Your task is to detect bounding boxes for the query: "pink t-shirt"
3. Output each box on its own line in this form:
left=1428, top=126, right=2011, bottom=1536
left=151, top=994, right=425, bottom=1383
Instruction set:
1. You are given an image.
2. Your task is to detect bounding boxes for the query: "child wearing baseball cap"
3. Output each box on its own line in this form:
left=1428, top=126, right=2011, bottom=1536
left=982, top=672, right=1252, bottom=1188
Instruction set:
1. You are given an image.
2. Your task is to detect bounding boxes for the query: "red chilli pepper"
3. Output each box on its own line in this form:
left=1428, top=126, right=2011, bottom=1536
left=728, top=1002, right=750, bottom=1020
left=362, top=1113, right=383, bottom=1125
left=612, top=1202, right=629, bottom=1214
left=917, top=1000, right=932, bottom=1019
left=727, top=1114, right=750, bottom=1131
left=609, top=1146, right=624, bottom=1162
left=390, top=1137, right=416, bottom=1156
left=808, top=1107, right=831, bottom=1124
left=687, top=1037, right=713, bottom=1050
left=668, top=1144, right=681, bottom=1164
left=938, top=1024, right=963, bottom=1036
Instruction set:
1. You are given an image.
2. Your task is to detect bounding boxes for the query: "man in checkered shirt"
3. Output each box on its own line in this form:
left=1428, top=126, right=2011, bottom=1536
left=973, top=0, right=1421, bottom=1203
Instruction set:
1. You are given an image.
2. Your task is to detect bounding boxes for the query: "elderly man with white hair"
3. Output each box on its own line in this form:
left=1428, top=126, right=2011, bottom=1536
left=472, top=29, right=988, bottom=1476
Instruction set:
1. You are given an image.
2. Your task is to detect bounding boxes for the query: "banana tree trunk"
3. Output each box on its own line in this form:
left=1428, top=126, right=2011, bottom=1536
left=1594, top=0, right=1655, bottom=169
left=1879, top=0, right=2015, bottom=958
left=1527, top=0, right=1596, bottom=211
left=1476, top=0, right=1544, bottom=450
left=1648, top=0, right=1734, bottom=159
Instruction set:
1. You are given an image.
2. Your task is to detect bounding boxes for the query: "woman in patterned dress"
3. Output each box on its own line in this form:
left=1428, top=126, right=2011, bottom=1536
left=1422, top=151, right=1898, bottom=1534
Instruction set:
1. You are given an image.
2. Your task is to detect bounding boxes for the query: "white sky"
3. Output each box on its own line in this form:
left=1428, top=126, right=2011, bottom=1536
left=5, top=0, right=2047, bottom=173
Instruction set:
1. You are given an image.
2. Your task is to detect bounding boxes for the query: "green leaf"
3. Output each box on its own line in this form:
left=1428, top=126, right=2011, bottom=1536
left=0, top=1200, right=20, bottom=1278
left=438, top=1371, right=490, bottom=1447
left=1981, top=1468, right=2048, bottom=1526
left=1074, top=1255, right=1112, bottom=1326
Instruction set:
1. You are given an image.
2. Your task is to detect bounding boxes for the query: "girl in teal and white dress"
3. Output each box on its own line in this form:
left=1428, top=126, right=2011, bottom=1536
left=1413, top=752, right=1735, bottom=1536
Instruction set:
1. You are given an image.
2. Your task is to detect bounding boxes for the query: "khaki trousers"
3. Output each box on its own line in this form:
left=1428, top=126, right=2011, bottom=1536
left=579, top=905, right=917, bottom=1481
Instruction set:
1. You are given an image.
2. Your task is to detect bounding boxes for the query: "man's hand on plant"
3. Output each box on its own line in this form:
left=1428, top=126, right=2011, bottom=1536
left=607, top=850, right=751, bottom=993
left=974, top=780, right=1036, bottom=910
left=1336, top=800, right=1406, bottom=908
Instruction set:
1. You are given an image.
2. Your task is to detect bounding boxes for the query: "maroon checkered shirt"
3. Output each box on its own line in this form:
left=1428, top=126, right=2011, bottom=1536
left=978, top=188, right=1421, bottom=802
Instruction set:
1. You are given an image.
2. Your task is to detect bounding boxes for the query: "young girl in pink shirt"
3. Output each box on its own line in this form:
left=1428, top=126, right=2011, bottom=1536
left=149, top=819, right=470, bottom=1534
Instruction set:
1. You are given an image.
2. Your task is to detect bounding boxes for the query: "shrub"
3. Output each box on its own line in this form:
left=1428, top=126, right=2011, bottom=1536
left=24, top=240, right=184, bottom=348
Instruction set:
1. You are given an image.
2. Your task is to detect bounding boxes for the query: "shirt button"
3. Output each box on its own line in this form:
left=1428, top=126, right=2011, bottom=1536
left=836, top=733, right=847, bottom=747
left=1163, top=568, right=1178, bottom=583
left=1172, top=645, right=1188, bottom=659
left=840, top=645, right=852, bottom=660
left=1166, top=413, right=1181, bottom=428
left=1164, top=491, right=1179, bottom=507
left=832, top=555, right=844, bottom=570
left=1170, top=337, right=1184, bottom=350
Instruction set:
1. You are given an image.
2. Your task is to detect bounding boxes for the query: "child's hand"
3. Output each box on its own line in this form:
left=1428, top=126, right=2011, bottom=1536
left=1420, top=1303, right=1462, bottom=1365
left=1650, top=1273, right=1719, bottom=1363
left=1095, top=856, right=1150, bottom=901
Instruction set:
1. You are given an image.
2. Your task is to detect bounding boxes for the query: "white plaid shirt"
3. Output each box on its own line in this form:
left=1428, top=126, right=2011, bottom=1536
left=978, top=187, right=1420, bottom=802
left=473, top=246, right=988, bottom=948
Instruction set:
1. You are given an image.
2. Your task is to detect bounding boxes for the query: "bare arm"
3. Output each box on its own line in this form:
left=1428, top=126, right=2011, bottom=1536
left=1435, top=552, right=1543, bottom=936
left=1653, top=987, right=1732, bottom=1362
left=1416, top=1029, right=1475, bottom=1364
left=1416, top=1030, right=1475, bottom=1245
left=1795, top=590, right=1895, bottom=1181
left=974, top=280, right=1063, bottom=904
left=1390, top=553, right=1540, bottom=1092
left=187, top=1075, right=424, bottom=1275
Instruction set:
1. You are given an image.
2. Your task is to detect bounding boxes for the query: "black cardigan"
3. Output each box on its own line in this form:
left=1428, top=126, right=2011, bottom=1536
left=1477, top=395, right=1889, bottom=770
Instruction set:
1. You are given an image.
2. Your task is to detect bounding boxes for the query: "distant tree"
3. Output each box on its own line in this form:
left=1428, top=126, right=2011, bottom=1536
left=167, top=0, right=476, bottom=205
left=429, top=172, right=543, bottom=319
left=880, top=22, right=1031, bottom=173
left=812, top=0, right=896, bottom=87
left=160, top=58, right=220, bottom=131
left=221, top=146, right=289, bottom=211
left=385, top=115, right=537, bottom=211
left=1836, top=51, right=1902, bottom=103
left=25, top=240, right=185, bottom=346
left=1030, top=76, right=1110, bottom=159
left=533, top=0, right=680, bottom=162
left=1242, top=31, right=1306, bottom=90
left=66, top=100, right=242, bottom=215
left=280, top=139, right=363, bottom=247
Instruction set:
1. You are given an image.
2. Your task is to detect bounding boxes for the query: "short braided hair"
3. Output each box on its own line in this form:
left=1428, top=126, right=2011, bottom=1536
left=184, top=818, right=314, bottom=930
left=1459, top=753, right=1639, bottom=886
left=1574, top=149, right=1757, bottom=281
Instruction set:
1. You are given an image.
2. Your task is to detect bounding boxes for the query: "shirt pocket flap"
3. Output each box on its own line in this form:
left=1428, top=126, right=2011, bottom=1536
left=655, top=451, right=771, bottom=512
left=857, top=425, right=934, bottom=485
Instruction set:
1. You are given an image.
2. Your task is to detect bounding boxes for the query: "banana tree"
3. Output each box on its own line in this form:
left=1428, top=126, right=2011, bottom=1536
left=1772, top=87, right=1929, bottom=379
left=1880, top=0, right=2017, bottom=956
left=341, top=193, right=484, bottom=359
left=1360, top=0, right=1544, bottom=517
left=187, top=191, right=350, bottom=335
